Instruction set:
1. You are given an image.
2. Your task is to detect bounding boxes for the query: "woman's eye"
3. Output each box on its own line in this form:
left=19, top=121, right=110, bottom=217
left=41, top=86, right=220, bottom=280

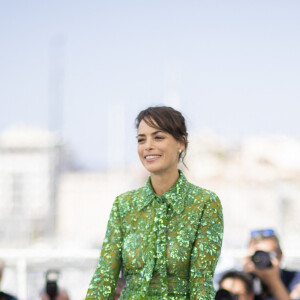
left=137, top=139, right=145, bottom=143
left=155, top=136, right=164, bottom=140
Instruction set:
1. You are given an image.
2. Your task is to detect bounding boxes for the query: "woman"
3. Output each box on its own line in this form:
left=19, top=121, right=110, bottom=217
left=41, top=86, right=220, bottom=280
left=86, top=106, right=223, bottom=299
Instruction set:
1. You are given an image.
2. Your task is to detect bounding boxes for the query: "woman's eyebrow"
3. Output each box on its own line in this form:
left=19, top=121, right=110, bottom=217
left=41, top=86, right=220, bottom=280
left=152, top=130, right=162, bottom=135
left=136, top=130, right=162, bottom=138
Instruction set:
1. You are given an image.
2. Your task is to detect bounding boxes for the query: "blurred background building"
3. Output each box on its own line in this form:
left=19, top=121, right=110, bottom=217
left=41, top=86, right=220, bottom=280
left=0, top=125, right=63, bottom=247
left=0, top=125, right=299, bottom=300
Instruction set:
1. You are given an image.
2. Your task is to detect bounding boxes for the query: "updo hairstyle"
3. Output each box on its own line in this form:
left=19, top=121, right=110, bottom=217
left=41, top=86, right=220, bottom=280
left=135, top=106, right=188, bottom=164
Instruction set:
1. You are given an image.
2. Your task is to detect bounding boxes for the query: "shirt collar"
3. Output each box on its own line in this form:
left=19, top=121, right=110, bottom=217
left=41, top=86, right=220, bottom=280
left=137, top=170, right=189, bottom=214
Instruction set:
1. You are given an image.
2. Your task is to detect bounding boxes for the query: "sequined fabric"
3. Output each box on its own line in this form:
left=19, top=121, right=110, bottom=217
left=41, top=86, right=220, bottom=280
left=86, top=170, right=223, bottom=299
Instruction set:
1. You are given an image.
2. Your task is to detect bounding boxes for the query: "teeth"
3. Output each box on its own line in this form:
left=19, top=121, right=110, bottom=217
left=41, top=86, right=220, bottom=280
left=145, top=155, right=160, bottom=159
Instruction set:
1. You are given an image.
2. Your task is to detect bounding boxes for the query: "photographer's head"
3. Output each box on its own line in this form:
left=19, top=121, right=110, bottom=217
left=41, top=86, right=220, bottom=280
left=242, top=228, right=292, bottom=300
left=248, top=229, right=282, bottom=262
left=218, top=270, right=255, bottom=300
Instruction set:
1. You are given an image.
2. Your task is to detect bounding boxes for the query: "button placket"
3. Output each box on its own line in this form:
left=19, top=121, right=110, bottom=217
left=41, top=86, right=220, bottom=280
left=155, top=196, right=168, bottom=299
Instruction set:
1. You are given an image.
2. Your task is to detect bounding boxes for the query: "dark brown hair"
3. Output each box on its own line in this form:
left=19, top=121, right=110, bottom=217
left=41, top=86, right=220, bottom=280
left=219, top=270, right=254, bottom=294
left=135, top=106, right=188, bottom=163
left=249, top=234, right=282, bottom=257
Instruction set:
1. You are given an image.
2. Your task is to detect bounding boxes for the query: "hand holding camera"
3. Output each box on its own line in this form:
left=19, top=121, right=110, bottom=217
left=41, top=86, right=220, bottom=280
left=243, top=249, right=290, bottom=299
left=244, top=250, right=281, bottom=286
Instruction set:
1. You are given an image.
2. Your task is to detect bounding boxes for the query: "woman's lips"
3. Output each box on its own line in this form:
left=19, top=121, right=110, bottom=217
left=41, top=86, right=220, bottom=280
left=144, top=155, right=161, bottom=162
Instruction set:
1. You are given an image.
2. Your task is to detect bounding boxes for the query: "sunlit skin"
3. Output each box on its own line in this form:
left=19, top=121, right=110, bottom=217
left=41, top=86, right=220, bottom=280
left=137, top=119, right=185, bottom=196
left=290, top=282, right=300, bottom=299
left=220, top=278, right=254, bottom=300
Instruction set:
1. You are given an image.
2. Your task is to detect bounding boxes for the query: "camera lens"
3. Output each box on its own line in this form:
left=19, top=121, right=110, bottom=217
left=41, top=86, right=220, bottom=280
left=251, top=250, right=272, bottom=269
left=215, top=289, right=238, bottom=300
left=46, top=281, right=58, bottom=299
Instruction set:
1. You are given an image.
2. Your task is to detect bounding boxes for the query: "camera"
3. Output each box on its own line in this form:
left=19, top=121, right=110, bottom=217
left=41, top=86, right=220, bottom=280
left=215, top=289, right=239, bottom=300
left=46, top=270, right=60, bottom=300
left=251, top=250, right=272, bottom=269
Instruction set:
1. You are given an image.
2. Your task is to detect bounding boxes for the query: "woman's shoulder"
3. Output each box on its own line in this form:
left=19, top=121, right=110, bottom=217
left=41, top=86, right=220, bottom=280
left=185, top=182, right=223, bottom=221
left=113, top=186, right=145, bottom=214
left=186, top=181, right=221, bottom=206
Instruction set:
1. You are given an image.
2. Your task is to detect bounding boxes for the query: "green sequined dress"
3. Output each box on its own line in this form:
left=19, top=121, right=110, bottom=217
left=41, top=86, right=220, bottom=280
left=86, top=170, right=223, bottom=300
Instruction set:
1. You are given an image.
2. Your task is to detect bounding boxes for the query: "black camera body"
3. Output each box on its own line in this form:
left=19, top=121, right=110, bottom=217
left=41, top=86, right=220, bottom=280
left=251, top=250, right=272, bottom=269
left=215, top=289, right=239, bottom=300
left=46, top=270, right=60, bottom=300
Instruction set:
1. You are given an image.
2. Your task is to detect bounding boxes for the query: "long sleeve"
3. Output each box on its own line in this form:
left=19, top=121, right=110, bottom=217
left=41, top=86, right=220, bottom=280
left=189, top=193, right=224, bottom=300
left=86, top=197, right=123, bottom=300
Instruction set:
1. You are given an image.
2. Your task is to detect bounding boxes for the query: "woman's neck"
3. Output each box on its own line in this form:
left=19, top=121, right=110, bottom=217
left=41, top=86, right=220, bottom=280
left=150, top=169, right=180, bottom=196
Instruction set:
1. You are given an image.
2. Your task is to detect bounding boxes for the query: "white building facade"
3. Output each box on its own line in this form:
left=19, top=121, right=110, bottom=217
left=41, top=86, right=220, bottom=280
left=0, top=125, right=63, bottom=247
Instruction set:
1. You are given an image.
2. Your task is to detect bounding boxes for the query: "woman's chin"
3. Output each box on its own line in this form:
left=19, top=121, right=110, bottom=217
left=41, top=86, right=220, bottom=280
left=143, top=164, right=162, bottom=174
left=144, top=167, right=160, bottom=174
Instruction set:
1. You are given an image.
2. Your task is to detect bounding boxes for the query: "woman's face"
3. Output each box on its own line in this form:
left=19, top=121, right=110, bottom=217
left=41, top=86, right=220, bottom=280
left=137, top=119, right=184, bottom=175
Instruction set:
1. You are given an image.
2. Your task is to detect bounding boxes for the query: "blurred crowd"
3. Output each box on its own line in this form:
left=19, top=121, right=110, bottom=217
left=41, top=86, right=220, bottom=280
left=1, top=229, right=300, bottom=300
left=0, top=264, right=70, bottom=300
left=214, top=229, right=300, bottom=300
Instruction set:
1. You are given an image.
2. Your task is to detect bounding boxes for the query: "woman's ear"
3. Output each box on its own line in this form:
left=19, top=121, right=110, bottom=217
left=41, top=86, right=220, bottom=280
left=177, top=142, right=184, bottom=153
left=180, top=136, right=187, bottom=151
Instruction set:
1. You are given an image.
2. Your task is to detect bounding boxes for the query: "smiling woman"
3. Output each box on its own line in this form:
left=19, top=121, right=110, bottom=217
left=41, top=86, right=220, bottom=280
left=85, top=106, right=224, bottom=300
left=136, top=107, right=187, bottom=181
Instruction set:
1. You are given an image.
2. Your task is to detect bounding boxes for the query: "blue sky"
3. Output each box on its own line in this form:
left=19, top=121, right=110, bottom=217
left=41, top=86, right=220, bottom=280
left=1, top=1, right=299, bottom=169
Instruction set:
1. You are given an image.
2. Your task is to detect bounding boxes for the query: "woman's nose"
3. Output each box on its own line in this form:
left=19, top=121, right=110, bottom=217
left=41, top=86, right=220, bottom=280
left=145, top=138, right=154, bottom=150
